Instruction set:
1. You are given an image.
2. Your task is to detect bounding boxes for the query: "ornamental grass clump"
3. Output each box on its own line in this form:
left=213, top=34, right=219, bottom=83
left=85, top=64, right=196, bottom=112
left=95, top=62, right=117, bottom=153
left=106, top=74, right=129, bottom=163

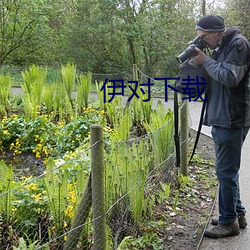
left=60, top=63, right=76, bottom=103
left=0, top=73, right=12, bottom=117
left=76, top=71, right=92, bottom=111
left=21, top=65, right=47, bottom=119
left=105, top=136, right=153, bottom=244
left=144, top=100, right=175, bottom=164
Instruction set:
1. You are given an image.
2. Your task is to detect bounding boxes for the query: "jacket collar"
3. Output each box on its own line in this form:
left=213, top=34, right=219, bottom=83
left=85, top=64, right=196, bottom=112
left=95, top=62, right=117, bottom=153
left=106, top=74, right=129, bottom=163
left=221, top=26, right=241, bottom=46
left=212, top=26, right=241, bottom=57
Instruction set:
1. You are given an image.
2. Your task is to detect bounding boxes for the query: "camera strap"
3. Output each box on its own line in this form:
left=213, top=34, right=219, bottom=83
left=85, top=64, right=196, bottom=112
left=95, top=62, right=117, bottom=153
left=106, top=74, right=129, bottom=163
left=189, top=100, right=207, bottom=164
left=174, top=88, right=181, bottom=168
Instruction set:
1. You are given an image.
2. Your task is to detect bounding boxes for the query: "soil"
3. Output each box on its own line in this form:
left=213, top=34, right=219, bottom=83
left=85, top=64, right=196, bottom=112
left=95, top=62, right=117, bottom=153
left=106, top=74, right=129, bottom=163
left=159, top=130, right=217, bottom=250
left=0, top=152, right=45, bottom=180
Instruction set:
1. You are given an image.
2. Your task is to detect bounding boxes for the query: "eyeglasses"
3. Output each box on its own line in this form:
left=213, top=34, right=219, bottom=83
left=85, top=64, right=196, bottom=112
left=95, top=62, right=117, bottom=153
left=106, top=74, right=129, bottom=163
left=199, top=32, right=214, bottom=40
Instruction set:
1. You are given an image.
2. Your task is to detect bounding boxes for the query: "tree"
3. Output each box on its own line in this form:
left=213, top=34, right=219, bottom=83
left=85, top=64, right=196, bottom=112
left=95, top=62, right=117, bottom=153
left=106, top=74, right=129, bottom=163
left=0, top=0, right=50, bottom=65
left=221, top=0, right=250, bottom=39
left=0, top=0, right=231, bottom=77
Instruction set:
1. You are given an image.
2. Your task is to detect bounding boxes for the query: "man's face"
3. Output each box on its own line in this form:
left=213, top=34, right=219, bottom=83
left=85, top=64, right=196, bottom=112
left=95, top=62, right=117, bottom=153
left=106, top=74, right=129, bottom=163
left=196, top=30, right=221, bottom=49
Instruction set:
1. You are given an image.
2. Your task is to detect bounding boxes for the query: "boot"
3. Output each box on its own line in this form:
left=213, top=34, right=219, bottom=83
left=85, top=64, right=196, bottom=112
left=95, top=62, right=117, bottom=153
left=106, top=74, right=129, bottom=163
left=211, top=214, right=247, bottom=229
left=204, top=222, right=240, bottom=238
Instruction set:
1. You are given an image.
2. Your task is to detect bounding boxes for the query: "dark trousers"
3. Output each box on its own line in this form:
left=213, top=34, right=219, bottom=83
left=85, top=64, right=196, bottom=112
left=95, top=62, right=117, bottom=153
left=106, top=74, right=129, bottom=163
left=211, top=126, right=249, bottom=225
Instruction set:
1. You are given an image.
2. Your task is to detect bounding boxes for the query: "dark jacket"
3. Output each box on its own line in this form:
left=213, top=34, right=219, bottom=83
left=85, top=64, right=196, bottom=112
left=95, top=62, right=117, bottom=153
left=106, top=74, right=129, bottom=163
left=203, top=26, right=250, bottom=128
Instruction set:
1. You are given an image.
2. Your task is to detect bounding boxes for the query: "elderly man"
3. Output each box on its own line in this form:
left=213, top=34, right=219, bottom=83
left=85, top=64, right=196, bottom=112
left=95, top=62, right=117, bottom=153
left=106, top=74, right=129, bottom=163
left=192, top=15, right=250, bottom=238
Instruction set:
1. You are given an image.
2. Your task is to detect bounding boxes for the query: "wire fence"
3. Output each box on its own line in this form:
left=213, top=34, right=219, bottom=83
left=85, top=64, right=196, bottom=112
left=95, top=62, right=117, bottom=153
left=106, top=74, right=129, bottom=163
left=0, top=65, right=192, bottom=249
left=0, top=112, right=189, bottom=249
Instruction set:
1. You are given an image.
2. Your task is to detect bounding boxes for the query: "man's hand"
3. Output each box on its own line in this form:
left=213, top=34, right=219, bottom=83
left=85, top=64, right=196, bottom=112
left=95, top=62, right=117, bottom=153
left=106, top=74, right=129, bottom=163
left=192, top=47, right=207, bottom=64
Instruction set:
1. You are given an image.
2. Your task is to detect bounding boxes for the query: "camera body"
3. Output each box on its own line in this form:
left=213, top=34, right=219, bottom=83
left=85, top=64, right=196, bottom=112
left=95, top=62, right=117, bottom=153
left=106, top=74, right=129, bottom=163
left=176, top=36, right=208, bottom=63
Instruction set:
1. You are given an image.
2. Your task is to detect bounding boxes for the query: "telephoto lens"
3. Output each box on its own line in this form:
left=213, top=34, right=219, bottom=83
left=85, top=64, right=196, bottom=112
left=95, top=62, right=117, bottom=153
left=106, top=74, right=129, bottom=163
left=176, top=36, right=208, bottom=63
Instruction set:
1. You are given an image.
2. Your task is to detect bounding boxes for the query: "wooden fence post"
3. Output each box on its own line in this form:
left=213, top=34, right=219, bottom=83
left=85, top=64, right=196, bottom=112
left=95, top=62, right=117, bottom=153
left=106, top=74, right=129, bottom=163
left=180, top=98, right=188, bottom=176
left=91, top=124, right=106, bottom=250
left=63, top=175, right=92, bottom=250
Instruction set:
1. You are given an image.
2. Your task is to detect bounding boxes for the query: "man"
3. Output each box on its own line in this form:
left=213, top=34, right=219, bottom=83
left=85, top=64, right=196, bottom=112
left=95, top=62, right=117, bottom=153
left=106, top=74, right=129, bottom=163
left=192, top=15, right=250, bottom=238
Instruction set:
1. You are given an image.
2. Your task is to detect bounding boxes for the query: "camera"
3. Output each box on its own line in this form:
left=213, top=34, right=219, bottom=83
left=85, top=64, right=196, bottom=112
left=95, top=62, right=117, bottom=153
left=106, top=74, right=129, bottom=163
left=176, top=36, right=208, bottom=64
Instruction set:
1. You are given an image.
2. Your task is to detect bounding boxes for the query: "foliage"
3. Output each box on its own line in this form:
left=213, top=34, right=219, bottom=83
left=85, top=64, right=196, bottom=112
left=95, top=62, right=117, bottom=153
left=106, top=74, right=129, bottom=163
left=220, top=0, right=250, bottom=40
left=76, top=71, right=92, bottom=110
left=144, top=100, right=175, bottom=163
left=0, top=108, right=101, bottom=158
left=130, top=89, right=153, bottom=128
left=104, top=100, right=174, bottom=246
left=43, top=85, right=56, bottom=114
left=12, top=176, right=49, bottom=241
left=0, top=72, right=12, bottom=117
left=105, top=137, right=154, bottom=247
left=117, top=233, right=163, bottom=250
left=0, top=0, right=52, bottom=65
left=0, top=161, right=15, bottom=222
left=0, top=149, right=91, bottom=249
left=8, top=63, right=94, bottom=122
left=61, top=63, right=76, bottom=101
left=0, top=70, right=178, bottom=247
left=21, top=65, right=47, bottom=118
left=13, top=235, right=46, bottom=250
left=43, top=159, right=72, bottom=246
left=0, top=0, right=236, bottom=77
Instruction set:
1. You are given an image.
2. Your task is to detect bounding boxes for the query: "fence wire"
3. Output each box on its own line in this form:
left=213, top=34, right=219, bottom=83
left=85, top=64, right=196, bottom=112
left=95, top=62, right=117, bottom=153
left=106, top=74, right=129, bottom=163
left=0, top=112, right=192, bottom=249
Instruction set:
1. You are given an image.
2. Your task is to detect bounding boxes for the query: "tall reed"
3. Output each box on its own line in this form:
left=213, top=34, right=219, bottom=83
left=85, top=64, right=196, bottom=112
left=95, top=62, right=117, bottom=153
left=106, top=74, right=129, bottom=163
left=96, top=80, right=123, bottom=128
left=61, top=63, right=76, bottom=102
left=144, top=100, right=175, bottom=164
left=76, top=72, right=92, bottom=112
left=0, top=73, right=12, bottom=116
left=52, top=82, right=73, bottom=122
left=105, top=137, right=152, bottom=226
left=0, top=161, right=14, bottom=222
left=130, top=89, right=153, bottom=135
left=21, top=65, right=47, bottom=118
left=43, top=159, right=68, bottom=234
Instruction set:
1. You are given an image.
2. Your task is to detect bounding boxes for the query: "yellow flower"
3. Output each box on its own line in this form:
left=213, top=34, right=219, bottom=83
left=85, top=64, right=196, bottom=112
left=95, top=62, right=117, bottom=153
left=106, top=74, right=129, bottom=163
left=3, top=130, right=9, bottom=135
left=26, top=183, right=37, bottom=191
left=36, top=152, right=41, bottom=159
left=43, top=147, right=49, bottom=157
left=10, top=143, right=14, bottom=150
left=71, top=195, right=76, bottom=204
left=65, top=205, right=74, bottom=218
left=14, top=149, right=22, bottom=155
left=32, top=193, right=42, bottom=201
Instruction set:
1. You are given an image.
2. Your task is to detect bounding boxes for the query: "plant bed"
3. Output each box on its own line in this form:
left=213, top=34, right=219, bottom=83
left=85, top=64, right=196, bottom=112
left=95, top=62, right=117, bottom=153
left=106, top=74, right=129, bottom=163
left=0, top=126, right=217, bottom=250
left=116, top=130, right=217, bottom=250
